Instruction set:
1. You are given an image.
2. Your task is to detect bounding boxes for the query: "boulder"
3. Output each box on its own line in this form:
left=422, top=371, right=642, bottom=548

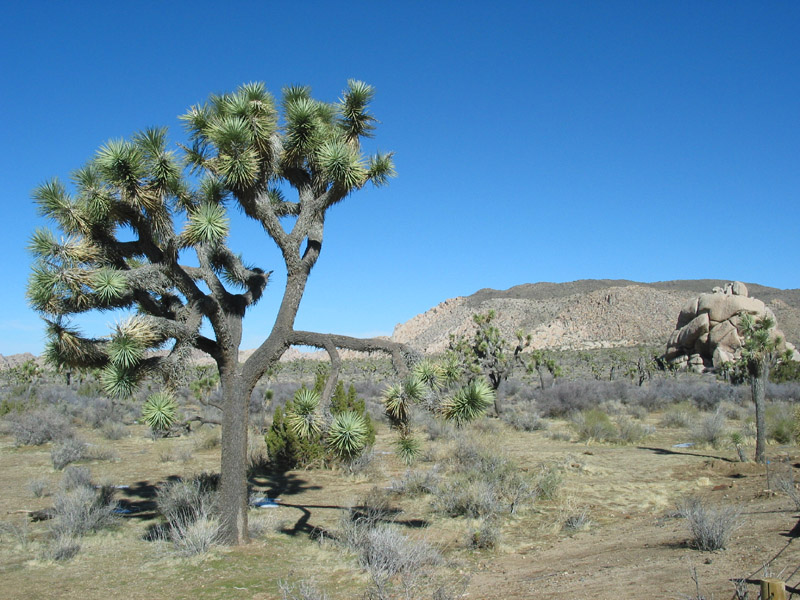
left=712, top=346, right=734, bottom=368
left=731, top=281, right=748, bottom=296
left=696, top=293, right=766, bottom=323
left=677, top=298, right=699, bottom=329
left=708, top=320, right=742, bottom=351
left=676, top=313, right=710, bottom=349
left=663, top=281, right=798, bottom=374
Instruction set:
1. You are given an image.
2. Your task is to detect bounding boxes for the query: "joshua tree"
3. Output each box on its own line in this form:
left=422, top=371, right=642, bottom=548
left=26, top=80, right=413, bottom=544
left=448, top=311, right=530, bottom=415
left=739, top=313, right=781, bottom=463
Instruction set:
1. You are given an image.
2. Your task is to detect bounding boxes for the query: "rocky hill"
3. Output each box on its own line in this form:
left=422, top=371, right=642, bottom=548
left=390, top=279, right=800, bottom=354
left=4, top=280, right=798, bottom=368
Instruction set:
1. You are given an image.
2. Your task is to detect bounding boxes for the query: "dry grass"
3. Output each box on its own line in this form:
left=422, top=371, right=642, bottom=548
left=0, top=403, right=796, bottom=600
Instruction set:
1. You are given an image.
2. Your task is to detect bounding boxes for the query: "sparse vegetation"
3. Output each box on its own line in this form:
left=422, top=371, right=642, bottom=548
left=679, top=496, right=742, bottom=551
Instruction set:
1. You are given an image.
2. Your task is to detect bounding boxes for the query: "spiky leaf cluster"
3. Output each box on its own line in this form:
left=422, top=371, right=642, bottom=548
left=382, top=376, right=424, bottom=430
left=395, top=434, right=421, bottom=466
left=739, top=314, right=781, bottom=377
left=286, top=387, right=322, bottom=439
left=327, top=411, right=368, bottom=460
left=441, top=379, right=495, bottom=427
left=142, top=391, right=178, bottom=432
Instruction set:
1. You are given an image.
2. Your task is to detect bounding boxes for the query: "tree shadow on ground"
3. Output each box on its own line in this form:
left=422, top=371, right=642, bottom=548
left=637, top=446, right=737, bottom=463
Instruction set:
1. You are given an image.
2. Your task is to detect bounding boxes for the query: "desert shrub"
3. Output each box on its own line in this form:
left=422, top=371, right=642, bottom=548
left=4, top=408, right=72, bottom=446
left=51, top=437, right=87, bottom=470
left=501, top=407, right=548, bottom=432
left=679, top=496, right=741, bottom=551
left=345, top=447, right=379, bottom=477
left=0, top=518, right=31, bottom=549
left=433, top=477, right=500, bottom=518
left=774, top=472, right=800, bottom=510
left=535, top=380, right=601, bottom=417
left=247, top=428, right=271, bottom=474
left=60, top=466, right=93, bottom=491
left=390, top=467, right=442, bottom=497
left=571, top=409, right=616, bottom=442
left=413, top=411, right=456, bottom=441
left=433, top=439, right=536, bottom=517
left=616, top=417, right=652, bottom=444
left=156, top=475, right=218, bottom=528
left=691, top=410, right=727, bottom=448
left=660, top=401, right=698, bottom=428
left=562, top=508, right=591, bottom=532
left=44, top=533, right=82, bottom=561
left=357, top=525, right=442, bottom=597
left=467, top=516, right=500, bottom=549
left=168, top=514, right=220, bottom=556
left=29, top=477, right=49, bottom=498
left=533, top=463, right=563, bottom=501
left=278, top=579, right=329, bottom=600
left=101, top=421, right=128, bottom=440
left=767, top=403, right=795, bottom=444
left=626, top=405, right=650, bottom=421
left=48, top=485, right=118, bottom=538
left=159, top=445, right=194, bottom=463
left=193, top=427, right=221, bottom=450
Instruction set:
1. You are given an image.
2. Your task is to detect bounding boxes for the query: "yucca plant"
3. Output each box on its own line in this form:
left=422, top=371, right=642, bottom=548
left=395, top=433, right=422, bottom=466
left=441, top=379, right=495, bottom=427
left=286, top=388, right=322, bottom=439
left=142, top=391, right=178, bottom=433
left=382, top=376, right=424, bottom=429
left=413, top=359, right=444, bottom=392
left=327, top=411, right=368, bottom=460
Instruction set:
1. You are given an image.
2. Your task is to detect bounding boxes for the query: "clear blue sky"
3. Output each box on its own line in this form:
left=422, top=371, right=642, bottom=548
left=2, top=1, right=798, bottom=355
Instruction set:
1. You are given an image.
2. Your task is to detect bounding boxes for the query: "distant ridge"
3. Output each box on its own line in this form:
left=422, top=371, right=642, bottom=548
left=390, top=279, right=800, bottom=354
left=4, top=280, right=798, bottom=368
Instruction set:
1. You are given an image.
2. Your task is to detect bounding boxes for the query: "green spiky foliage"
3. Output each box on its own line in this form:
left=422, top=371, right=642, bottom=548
left=382, top=376, right=424, bottom=430
left=395, top=433, right=422, bottom=466
left=413, top=359, right=444, bottom=392
left=447, top=311, right=533, bottom=416
left=327, top=411, right=368, bottom=460
left=285, top=386, right=322, bottom=439
left=26, top=80, right=398, bottom=546
left=142, top=391, right=178, bottom=432
left=264, top=404, right=325, bottom=470
left=329, top=381, right=375, bottom=447
left=441, top=379, right=495, bottom=427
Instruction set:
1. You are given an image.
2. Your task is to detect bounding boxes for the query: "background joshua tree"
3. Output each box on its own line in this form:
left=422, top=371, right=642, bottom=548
left=739, top=314, right=782, bottom=463
left=26, top=80, right=413, bottom=544
left=448, top=311, right=530, bottom=415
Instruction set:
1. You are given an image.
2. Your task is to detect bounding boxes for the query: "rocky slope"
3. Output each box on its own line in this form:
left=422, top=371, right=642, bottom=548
left=390, top=279, right=800, bottom=354
left=4, top=280, right=798, bottom=368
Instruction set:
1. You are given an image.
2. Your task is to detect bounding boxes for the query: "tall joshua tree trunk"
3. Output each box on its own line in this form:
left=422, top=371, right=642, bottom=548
left=751, top=362, right=768, bottom=464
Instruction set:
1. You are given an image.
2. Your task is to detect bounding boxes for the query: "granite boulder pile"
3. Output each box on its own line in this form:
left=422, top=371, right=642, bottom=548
left=664, top=281, right=799, bottom=373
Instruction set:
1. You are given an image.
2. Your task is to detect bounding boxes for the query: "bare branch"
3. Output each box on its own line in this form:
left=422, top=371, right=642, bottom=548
left=288, top=331, right=417, bottom=378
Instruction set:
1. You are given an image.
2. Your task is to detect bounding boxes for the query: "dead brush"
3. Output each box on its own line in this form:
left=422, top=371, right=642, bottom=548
left=678, top=496, right=742, bottom=551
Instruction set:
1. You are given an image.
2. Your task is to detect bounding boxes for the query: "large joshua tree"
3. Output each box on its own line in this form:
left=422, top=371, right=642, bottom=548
left=27, top=81, right=412, bottom=544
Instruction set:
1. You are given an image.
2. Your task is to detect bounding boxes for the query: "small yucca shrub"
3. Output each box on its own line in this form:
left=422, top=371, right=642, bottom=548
left=142, top=391, right=178, bottom=433
left=286, top=387, right=322, bottom=439
left=328, top=411, right=368, bottom=461
left=441, top=379, right=494, bottom=426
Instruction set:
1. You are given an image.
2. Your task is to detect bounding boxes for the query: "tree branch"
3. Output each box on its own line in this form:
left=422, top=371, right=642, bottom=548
left=287, top=331, right=417, bottom=378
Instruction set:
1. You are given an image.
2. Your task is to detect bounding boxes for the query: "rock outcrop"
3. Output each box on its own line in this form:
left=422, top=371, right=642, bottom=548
left=664, top=282, right=800, bottom=372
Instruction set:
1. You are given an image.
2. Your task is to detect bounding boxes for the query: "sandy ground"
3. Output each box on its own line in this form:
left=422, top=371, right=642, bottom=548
left=2, top=420, right=800, bottom=600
